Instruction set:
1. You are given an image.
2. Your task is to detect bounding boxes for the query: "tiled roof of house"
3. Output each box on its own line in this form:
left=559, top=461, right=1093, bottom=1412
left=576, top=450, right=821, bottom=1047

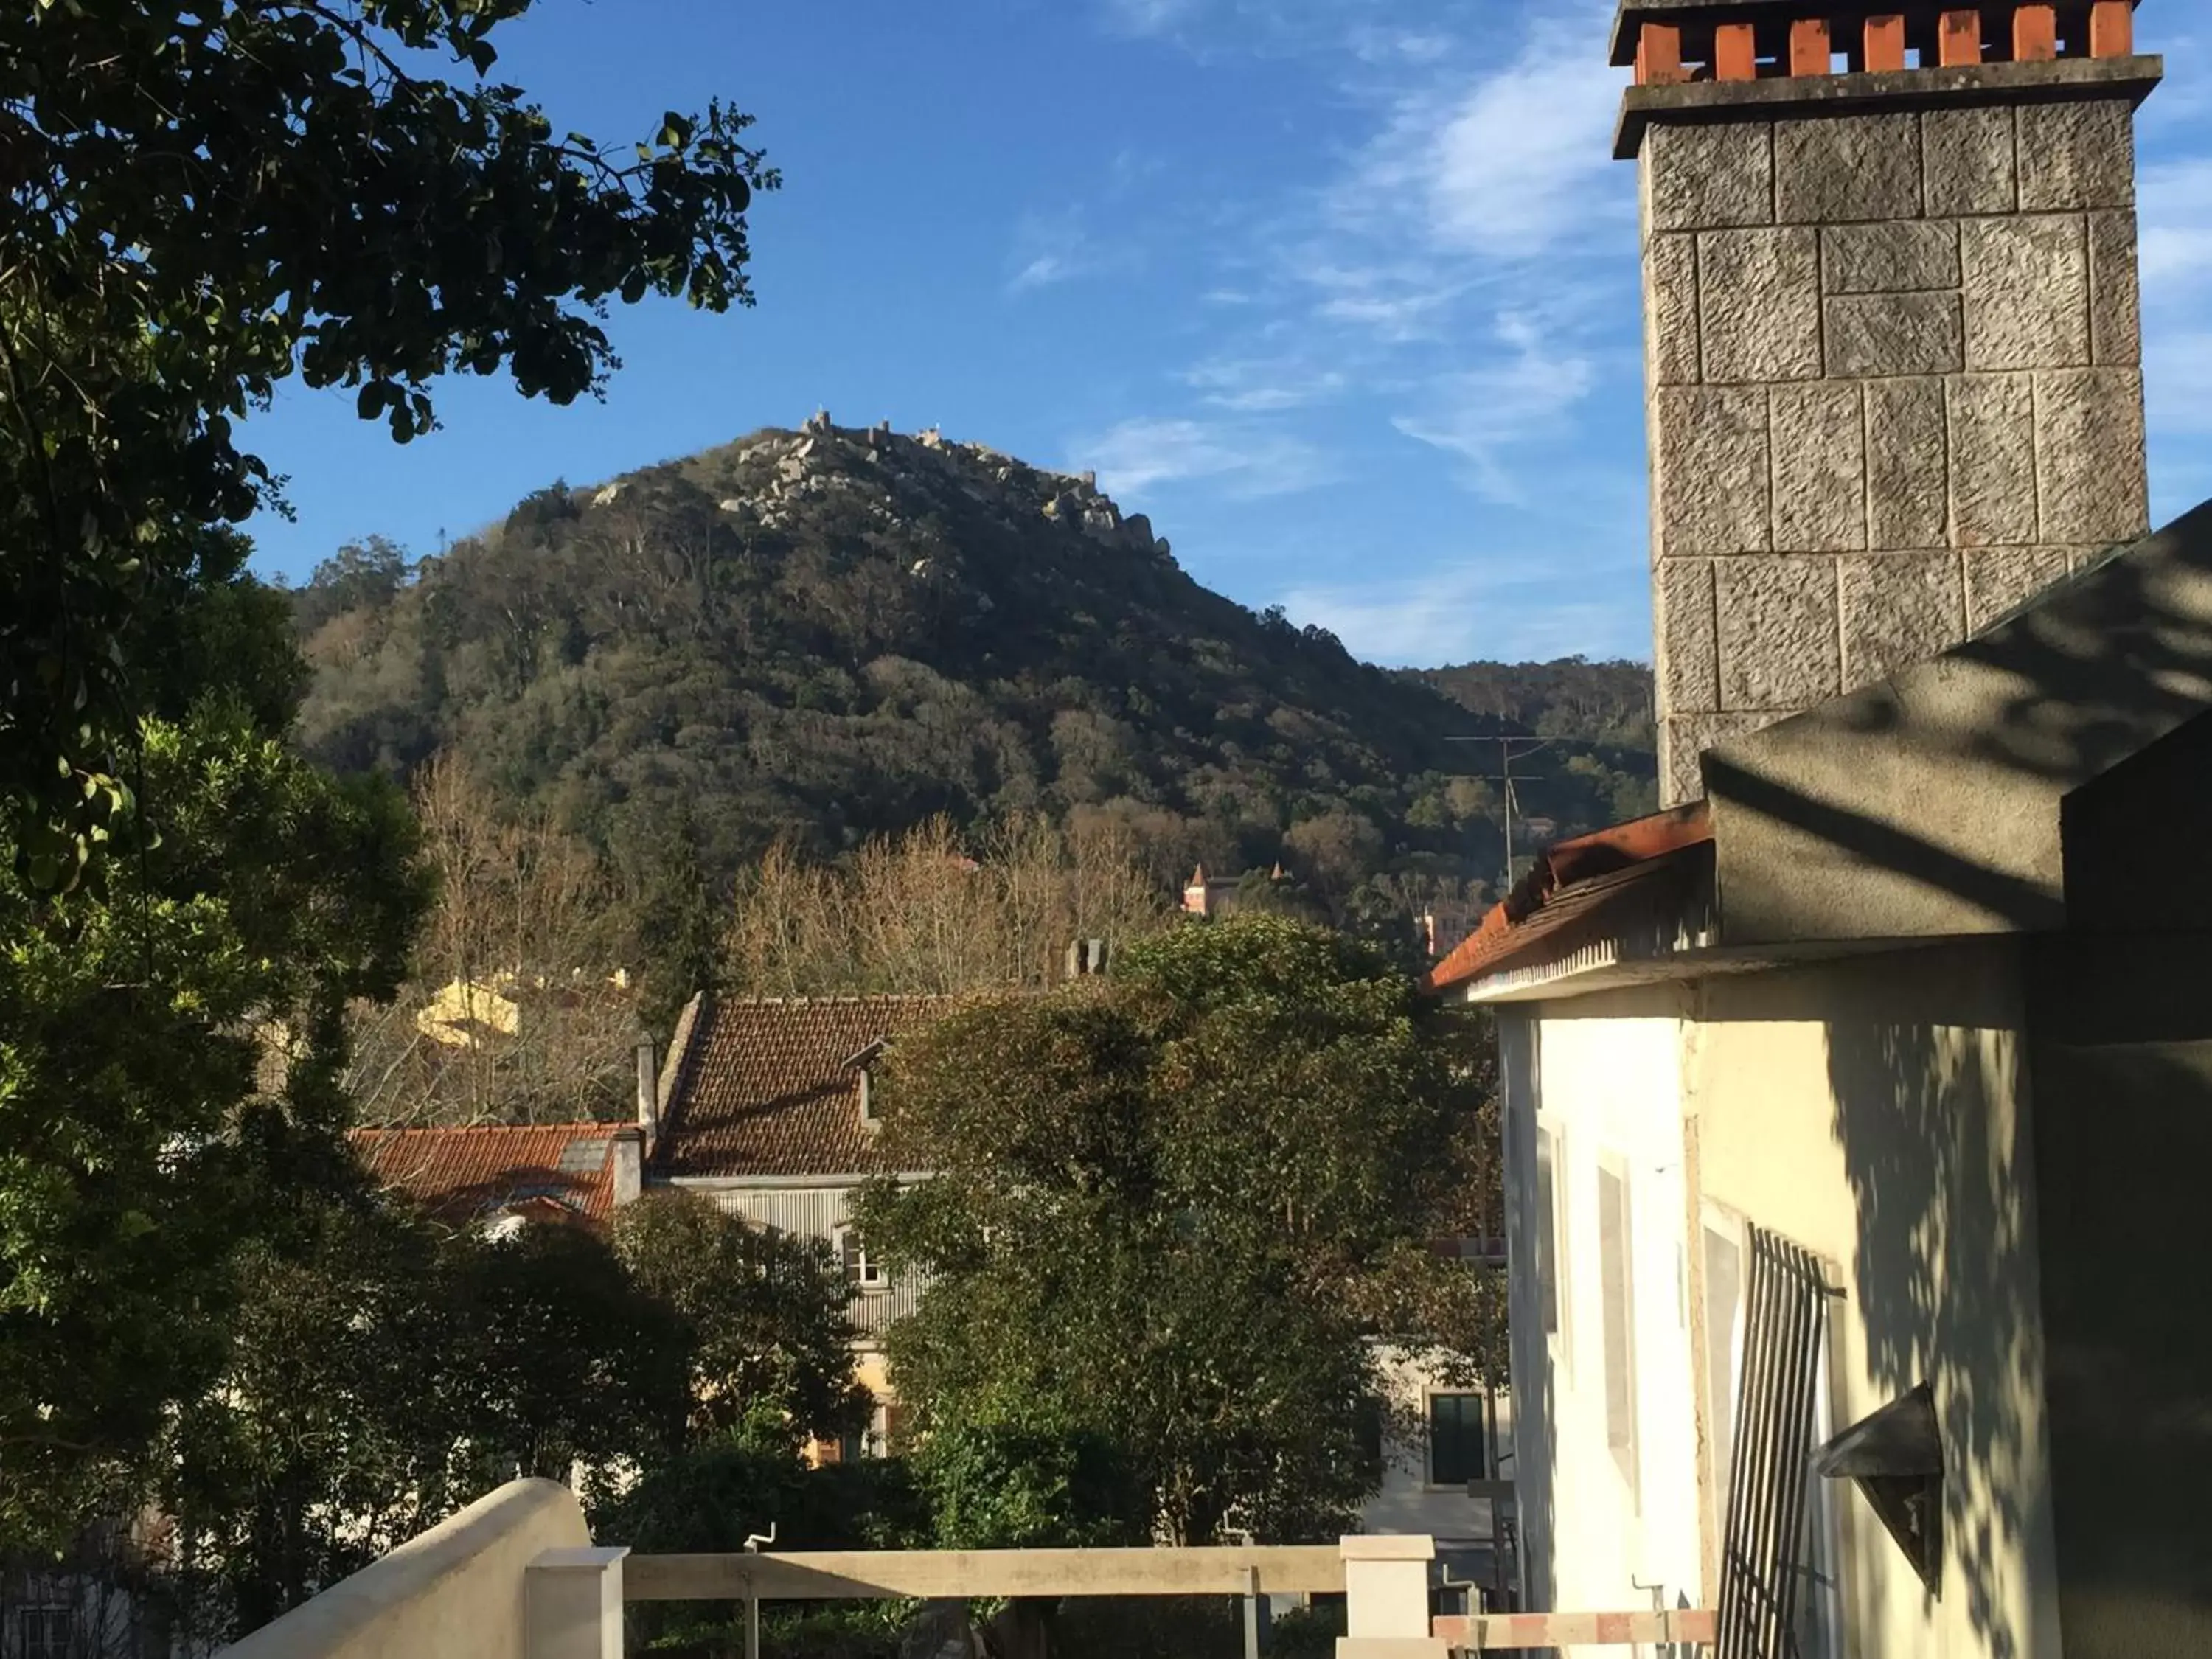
left=653, top=994, right=959, bottom=1180
left=1426, top=801, right=1714, bottom=992
left=350, top=1124, right=624, bottom=1227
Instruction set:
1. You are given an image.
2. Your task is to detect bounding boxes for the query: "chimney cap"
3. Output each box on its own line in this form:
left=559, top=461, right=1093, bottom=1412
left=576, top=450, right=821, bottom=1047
left=1609, top=0, right=2147, bottom=68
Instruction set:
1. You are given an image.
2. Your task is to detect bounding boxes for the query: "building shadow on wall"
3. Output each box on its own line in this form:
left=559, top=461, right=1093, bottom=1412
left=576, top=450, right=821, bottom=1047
left=1825, top=990, right=2041, bottom=1659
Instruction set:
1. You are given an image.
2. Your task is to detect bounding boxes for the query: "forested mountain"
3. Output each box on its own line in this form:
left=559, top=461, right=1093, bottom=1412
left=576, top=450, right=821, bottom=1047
left=291, top=417, right=1655, bottom=921
left=1407, top=658, right=1654, bottom=748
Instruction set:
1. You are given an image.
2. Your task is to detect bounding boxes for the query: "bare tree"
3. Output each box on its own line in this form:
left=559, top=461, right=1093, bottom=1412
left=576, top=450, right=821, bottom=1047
left=724, top=813, right=1170, bottom=996
left=343, top=754, right=636, bottom=1125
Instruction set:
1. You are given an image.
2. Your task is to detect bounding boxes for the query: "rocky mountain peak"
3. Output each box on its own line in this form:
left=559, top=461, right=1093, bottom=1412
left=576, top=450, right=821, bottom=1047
left=651, top=415, right=1172, bottom=566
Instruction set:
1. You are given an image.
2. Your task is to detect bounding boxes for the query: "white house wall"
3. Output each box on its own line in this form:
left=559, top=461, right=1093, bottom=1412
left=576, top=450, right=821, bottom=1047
left=1500, top=998, right=1703, bottom=1621
left=1360, top=1345, right=1513, bottom=1559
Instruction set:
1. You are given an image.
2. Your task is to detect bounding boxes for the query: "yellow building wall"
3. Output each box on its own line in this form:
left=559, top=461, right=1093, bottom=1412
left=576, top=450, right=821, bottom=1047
left=1683, top=940, right=2061, bottom=1659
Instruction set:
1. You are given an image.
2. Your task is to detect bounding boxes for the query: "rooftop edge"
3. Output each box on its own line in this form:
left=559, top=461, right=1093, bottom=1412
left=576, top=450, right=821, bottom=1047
left=1615, top=52, right=2161, bottom=158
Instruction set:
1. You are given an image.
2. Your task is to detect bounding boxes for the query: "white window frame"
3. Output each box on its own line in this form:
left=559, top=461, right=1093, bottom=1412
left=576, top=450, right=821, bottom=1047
left=1422, top=1388, right=1487, bottom=1491
left=836, top=1225, right=888, bottom=1291
left=1535, top=1120, right=1571, bottom=1377
left=1701, top=1203, right=1749, bottom=1525
left=1596, top=1150, right=1639, bottom=1506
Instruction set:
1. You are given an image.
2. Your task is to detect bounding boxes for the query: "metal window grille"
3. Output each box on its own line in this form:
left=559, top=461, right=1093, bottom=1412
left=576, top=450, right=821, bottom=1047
left=1715, top=1225, right=1834, bottom=1659
left=1427, top=1392, right=1486, bottom=1486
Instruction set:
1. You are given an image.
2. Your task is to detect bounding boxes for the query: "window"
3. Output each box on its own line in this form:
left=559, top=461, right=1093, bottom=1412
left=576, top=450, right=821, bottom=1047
left=1702, top=1215, right=1746, bottom=1514
left=1597, top=1158, right=1638, bottom=1497
left=857, top=1067, right=876, bottom=1126
left=19, top=1607, right=72, bottom=1659
left=1354, top=1395, right=1385, bottom=1473
left=837, top=1226, right=887, bottom=1290
left=1427, top=1392, right=1486, bottom=1487
left=1533, top=1127, right=1560, bottom=1337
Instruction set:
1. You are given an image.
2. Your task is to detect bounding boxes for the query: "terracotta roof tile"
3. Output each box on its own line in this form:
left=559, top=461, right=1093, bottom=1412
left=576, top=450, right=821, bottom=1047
left=1426, top=801, right=1714, bottom=992
left=350, top=1124, right=623, bottom=1227
left=654, top=995, right=959, bottom=1179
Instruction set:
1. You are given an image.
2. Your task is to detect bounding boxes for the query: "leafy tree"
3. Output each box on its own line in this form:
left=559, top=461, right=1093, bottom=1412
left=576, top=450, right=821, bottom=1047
left=291, top=537, right=413, bottom=638
left=909, top=1422, right=1145, bottom=1550
left=612, top=1190, right=869, bottom=1448
left=1, top=0, right=773, bottom=883
left=855, top=916, right=1503, bottom=1546
left=165, top=1198, right=686, bottom=1639
left=0, top=541, right=429, bottom=1550
left=611, top=794, right=724, bottom=1040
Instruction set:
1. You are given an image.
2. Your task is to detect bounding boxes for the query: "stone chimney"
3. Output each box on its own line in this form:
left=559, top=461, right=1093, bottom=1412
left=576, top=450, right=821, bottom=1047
left=1619, top=2, right=2160, bottom=804
left=635, top=1037, right=658, bottom=1151
left=611, top=1126, right=644, bottom=1208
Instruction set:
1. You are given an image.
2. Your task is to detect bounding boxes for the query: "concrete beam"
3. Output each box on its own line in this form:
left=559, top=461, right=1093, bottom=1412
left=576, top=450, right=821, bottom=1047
left=622, top=1545, right=1346, bottom=1602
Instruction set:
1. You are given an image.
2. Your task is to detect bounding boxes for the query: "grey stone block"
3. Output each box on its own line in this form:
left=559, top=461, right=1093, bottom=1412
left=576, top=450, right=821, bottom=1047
left=1717, top=556, right=1840, bottom=712
left=1660, top=712, right=1778, bottom=807
left=1962, top=215, right=2089, bottom=372
left=2089, top=209, right=2142, bottom=367
left=2035, top=367, right=2149, bottom=545
left=1699, top=228, right=1820, bottom=383
left=1655, top=558, right=1718, bottom=715
left=2018, top=99, right=2135, bottom=211
left=1839, top=553, right=1965, bottom=690
left=1654, top=386, right=1771, bottom=557
left=1646, top=121, right=1774, bottom=232
left=1948, top=374, right=2037, bottom=549
left=1822, top=222, right=1961, bottom=294
left=1924, top=106, right=2016, bottom=218
left=1964, top=547, right=2071, bottom=632
left=1775, top=112, right=1921, bottom=224
left=1770, top=383, right=1866, bottom=554
left=1645, top=232, right=1700, bottom=386
left=1824, top=293, right=1964, bottom=378
left=1866, top=378, right=1949, bottom=550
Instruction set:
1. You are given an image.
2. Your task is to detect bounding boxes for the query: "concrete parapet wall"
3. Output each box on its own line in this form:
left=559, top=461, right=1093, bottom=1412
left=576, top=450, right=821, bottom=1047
left=1641, top=95, right=2151, bottom=804
left=218, top=1479, right=590, bottom=1659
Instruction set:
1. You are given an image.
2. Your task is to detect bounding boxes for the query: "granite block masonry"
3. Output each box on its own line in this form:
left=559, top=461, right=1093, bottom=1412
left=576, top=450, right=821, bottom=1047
left=1619, top=3, right=2161, bottom=805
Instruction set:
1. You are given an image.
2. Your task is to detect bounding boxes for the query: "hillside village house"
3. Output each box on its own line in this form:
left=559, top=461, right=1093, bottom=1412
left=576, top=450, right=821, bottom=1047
left=352, top=1122, right=641, bottom=1236
left=644, top=992, right=947, bottom=1461
left=1428, top=7, right=2212, bottom=1659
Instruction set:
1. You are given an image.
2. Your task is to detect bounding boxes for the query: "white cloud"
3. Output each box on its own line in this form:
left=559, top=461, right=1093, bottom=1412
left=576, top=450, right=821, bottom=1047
left=1182, top=356, right=1349, bottom=411
left=1071, top=416, right=1330, bottom=498
left=1005, top=209, right=1125, bottom=295
left=1348, top=27, right=1452, bottom=66
left=1326, top=1, right=1624, bottom=263
left=2140, top=155, right=2212, bottom=294
left=1101, top=0, right=1201, bottom=38
left=1389, top=312, right=1600, bottom=501
left=1281, top=561, right=1644, bottom=668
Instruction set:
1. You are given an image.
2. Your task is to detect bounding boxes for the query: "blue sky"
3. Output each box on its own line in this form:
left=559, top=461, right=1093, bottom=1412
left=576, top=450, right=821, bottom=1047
left=241, top=0, right=2212, bottom=668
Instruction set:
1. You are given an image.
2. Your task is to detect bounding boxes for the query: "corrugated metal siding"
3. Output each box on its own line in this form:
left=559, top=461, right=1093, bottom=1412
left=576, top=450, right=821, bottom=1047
left=695, top=1183, right=927, bottom=1335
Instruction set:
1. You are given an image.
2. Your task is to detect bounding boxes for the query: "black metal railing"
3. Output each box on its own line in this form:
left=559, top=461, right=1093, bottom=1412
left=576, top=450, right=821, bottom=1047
left=1714, top=1225, right=1834, bottom=1659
